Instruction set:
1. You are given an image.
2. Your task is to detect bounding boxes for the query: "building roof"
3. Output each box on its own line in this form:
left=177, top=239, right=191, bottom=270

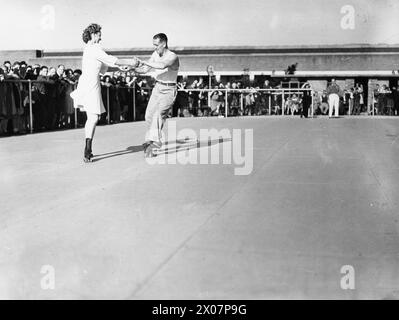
left=40, top=44, right=399, bottom=58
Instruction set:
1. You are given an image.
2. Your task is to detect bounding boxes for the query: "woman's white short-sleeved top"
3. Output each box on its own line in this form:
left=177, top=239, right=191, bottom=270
left=71, top=43, right=118, bottom=114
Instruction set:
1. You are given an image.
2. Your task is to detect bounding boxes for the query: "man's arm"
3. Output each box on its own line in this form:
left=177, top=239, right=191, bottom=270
left=131, top=64, right=152, bottom=74
left=117, top=53, right=155, bottom=73
left=140, top=53, right=177, bottom=70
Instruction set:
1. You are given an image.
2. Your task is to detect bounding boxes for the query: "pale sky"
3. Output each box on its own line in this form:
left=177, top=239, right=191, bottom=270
left=1, top=0, right=399, bottom=50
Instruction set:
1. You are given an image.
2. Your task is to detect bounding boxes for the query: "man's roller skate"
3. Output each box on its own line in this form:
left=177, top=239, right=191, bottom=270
left=142, top=141, right=151, bottom=153
left=144, top=141, right=161, bottom=158
left=84, top=138, right=94, bottom=163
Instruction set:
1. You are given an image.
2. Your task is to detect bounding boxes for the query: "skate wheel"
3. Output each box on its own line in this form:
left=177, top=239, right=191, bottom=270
left=145, top=149, right=156, bottom=158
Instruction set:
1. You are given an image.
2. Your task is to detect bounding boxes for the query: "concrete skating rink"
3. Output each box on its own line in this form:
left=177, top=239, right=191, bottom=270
left=1, top=116, right=399, bottom=299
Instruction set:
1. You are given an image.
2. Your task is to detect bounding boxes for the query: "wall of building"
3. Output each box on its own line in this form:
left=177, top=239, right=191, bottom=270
left=2, top=46, right=399, bottom=74
left=0, top=50, right=40, bottom=65
left=25, top=53, right=399, bottom=74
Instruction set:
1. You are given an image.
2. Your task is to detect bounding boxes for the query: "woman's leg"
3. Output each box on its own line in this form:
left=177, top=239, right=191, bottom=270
left=85, top=112, right=99, bottom=139
left=83, top=112, right=99, bottom=162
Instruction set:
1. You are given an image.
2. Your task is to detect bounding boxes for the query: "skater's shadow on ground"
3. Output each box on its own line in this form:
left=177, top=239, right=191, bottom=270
left=155, top=138, right=231, bottom=156
left=91, top=145, right=144, bottom=162
left=91, top=138, right=231, bottom=162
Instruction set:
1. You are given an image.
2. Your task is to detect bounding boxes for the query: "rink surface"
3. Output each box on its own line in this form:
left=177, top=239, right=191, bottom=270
left=1, top=116, right=399, bottom=300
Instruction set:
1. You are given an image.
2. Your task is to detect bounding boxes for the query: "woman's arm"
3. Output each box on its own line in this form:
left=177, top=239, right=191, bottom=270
left=114, top=58, right=140, bottom=68
left=95, top=46, right=139, bottom=68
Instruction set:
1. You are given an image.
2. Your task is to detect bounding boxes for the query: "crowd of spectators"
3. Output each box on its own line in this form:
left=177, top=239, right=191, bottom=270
left=2, top=59, right=399, bottom=136
left=372, top=84, right=399, bottom=116
left=0, top=60, right=82, bottom=134
left=173, top=78, right=312, bottom=118
left=0, top=60, right=152, bottom=135
left=311, top=83, right=399, bottom=116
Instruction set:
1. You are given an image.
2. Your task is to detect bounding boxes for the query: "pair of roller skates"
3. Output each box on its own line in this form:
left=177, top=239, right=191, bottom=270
left=143, top=141, right=161, bottom=158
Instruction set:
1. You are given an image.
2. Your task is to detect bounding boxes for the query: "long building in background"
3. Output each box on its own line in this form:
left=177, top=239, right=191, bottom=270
left=2, top=44, right=399, bottom=76
left=2, top=44, right=399, bottom=108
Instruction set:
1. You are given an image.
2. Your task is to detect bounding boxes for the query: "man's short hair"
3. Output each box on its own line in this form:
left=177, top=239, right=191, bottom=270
left=153, top=33, right=168, bottom=46
left=40, top=66, right=48, bottom=71
left=82, top=23, right=101, bottom=43
left=57, top=64, right=65, bottom=69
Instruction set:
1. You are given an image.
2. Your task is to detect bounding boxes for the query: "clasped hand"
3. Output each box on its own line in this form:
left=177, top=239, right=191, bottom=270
left=118, top=57, right=144, bottom=72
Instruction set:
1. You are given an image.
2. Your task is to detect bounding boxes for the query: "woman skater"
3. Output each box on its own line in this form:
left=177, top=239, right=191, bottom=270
left=71, top=23, right=139, bottom=162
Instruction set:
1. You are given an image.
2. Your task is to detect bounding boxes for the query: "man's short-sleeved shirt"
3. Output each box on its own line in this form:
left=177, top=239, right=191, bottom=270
left=150, top=50, right=179, bottom=83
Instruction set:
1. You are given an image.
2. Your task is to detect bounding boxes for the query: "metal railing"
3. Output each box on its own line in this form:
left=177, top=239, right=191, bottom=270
left=101, top=83, right=138, bottom=124
left=2, top=79, right=397, bottom=135
left=1, top=79, right=144, bottom=134
left=178, top=88, right=315, bottom=117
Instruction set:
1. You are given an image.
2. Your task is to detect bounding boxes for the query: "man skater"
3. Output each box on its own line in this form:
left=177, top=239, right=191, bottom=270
left=132, top=33, right=180, bottom=157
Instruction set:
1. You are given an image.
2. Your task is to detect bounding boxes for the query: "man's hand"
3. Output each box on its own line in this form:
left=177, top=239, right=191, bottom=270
left=131, top=56, right=144, bottom=68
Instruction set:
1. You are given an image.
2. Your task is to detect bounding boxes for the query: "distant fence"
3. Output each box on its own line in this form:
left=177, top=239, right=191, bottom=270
left=176, top=88, right=314, bottom=118
left=1, top=79, right=396, bottom=135
left=1, top=79, right=144, bottom=134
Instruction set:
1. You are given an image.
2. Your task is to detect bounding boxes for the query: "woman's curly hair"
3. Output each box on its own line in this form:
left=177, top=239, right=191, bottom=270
left=82, top=23, right=102, bottom=43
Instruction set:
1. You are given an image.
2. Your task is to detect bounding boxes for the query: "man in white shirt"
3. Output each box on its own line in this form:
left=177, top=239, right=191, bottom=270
left=130, top=33, right=180, bottom=158
left=326, top=78, right=341, bottom=118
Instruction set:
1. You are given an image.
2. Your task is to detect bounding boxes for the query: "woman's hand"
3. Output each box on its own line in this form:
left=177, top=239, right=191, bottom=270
left=118, top=66, right=131, bottom=72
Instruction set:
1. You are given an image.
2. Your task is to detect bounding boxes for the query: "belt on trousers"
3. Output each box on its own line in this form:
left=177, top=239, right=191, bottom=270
left=156, top=80, right=176, bottom=87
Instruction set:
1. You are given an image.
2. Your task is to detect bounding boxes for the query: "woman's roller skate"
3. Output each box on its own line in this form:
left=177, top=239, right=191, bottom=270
left=83, top=138, right=94, bottom=163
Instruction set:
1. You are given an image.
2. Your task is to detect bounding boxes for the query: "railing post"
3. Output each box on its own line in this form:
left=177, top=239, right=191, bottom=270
left=225, top=89, right=228, bottom=117
left=107, top=86, right=110, bottom=124
left=208, top=75, right=211, bottom=108
left=311, top=90, right=314, bottom=118
left=132, top=83, right=136, bottom=121
left=372, top=91, right=375, bottom=116
left=74, top=84, right=77, bottom=129
left=74, top=108, right=78, bottom=129
left=268, top=93, right=271, bottom=115
left=240, top=93, right=244, bottom=115
left=347, top=94, right=350, bottom=116
left=281, top=90, right=285, bottom=116
left=28, top=80, right=33, bottom=134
